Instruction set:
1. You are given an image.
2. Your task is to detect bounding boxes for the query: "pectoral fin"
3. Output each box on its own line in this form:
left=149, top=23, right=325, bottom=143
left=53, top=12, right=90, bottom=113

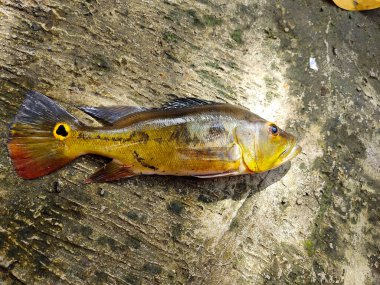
left=177, top=144, right=241, bottom=161
left=85, top=160, right=136, bottom=183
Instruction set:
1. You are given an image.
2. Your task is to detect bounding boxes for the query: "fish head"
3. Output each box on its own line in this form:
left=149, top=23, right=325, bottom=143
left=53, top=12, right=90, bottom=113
left=236, top=121, right=301, bottom=173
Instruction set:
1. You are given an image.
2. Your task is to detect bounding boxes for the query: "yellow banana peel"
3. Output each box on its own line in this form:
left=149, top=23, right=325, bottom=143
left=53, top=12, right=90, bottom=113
left=333, top=0, right=380, bottom=11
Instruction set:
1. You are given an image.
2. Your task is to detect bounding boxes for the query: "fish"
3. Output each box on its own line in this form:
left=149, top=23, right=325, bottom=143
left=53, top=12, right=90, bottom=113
left=332, top=0, right=380, bottom=11
left=7, top=91, right=302, bottom=182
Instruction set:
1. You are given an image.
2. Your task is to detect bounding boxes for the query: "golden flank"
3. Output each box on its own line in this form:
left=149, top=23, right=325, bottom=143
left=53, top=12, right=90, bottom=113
left=8, top=92, right=301, bottom=182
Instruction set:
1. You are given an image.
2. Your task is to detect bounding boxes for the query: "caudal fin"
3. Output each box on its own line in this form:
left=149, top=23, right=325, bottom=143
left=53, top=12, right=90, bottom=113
left=7, top=91, right=82, bottom=179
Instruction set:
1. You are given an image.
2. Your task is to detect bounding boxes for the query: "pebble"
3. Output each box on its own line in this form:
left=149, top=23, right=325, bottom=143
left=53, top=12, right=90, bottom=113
left=369, top=70, right=377, bottom=78
left=99, top=188, right=106, bottom=196
left=284, top=27, right=289, bottom=33
left=53, top=180, right=62, bottom=193
left=290, top=39, right=298, bottom=49
left=320, top=86, right=329, bottom=96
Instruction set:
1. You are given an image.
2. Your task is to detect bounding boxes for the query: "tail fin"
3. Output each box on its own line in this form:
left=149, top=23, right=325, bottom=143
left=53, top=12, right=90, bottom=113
left=7, top=91, right=82, bottom=179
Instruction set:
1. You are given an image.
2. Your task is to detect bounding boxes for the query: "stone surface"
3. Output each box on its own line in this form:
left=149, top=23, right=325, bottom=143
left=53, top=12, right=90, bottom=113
left=0, top=0, right=379, bottom=284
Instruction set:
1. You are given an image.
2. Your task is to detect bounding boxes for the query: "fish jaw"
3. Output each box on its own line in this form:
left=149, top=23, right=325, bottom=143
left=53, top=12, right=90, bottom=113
left=282, top=144, right=301, bottom=162
left=272, top=143, right=302, bottom=169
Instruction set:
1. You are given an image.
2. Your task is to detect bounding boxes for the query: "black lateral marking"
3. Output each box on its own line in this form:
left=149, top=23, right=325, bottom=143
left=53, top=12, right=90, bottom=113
left=125, top=131, right=149, bottom=143
left=76, top=131, right=149, bottom=144
left=169, top=126, right=201, bottom=144
left=207, top=123, right=228, bottom=141
left=133, top=151, right=158, bottom=170
left=77, top=132, right=88, bottom=139
left=170, top=127, right=191, bottom=143
left=153, top=137, right=163, bottom=143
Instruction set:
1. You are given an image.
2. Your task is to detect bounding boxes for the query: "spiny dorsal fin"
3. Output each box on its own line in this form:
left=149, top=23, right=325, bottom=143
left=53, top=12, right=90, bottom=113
left=84, top=160, right=135, bottom=183
left=79, top=97, right=221, bottom=124
left=162, top=98, right=220, bottom=109
left=78, top=105, right=147, bottom=125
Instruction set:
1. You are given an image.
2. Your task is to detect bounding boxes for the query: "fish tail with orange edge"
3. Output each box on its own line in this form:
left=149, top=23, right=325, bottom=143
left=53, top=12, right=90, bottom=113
left=7, top=91, right=83, bottom=179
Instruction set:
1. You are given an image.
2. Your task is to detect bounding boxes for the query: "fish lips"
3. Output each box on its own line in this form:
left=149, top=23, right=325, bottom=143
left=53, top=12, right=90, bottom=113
left=273, top=143, right=302, bottom=169
left=283, top=144, right=302, bottom=162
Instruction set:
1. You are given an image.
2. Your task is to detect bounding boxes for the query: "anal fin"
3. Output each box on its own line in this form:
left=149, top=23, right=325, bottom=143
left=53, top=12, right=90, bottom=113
left=85, top=160, right=136, bottom=183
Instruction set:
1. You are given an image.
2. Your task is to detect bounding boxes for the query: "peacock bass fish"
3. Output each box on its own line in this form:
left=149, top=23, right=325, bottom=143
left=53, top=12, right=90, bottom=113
left=8, top=91, right=301, bottom=182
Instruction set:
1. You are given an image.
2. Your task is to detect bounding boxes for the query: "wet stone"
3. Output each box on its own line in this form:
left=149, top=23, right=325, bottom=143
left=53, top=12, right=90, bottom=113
left=167, top=201, right=184, bottom=215
left=53, top=180, right=62, bottom=193
left=143, top=263, right=162, bottom=275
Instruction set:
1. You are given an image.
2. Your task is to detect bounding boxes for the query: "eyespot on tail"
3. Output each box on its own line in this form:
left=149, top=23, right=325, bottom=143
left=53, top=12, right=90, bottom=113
left=7, top=91, right=82, bottom=179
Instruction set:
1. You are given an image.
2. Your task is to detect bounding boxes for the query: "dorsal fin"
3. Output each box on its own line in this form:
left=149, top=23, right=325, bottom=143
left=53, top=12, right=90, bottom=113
left=79, top=98, right=221, bottom=124
left=162, top=98, right=220, bottom=109
left=78, top=105, right=147, bottom=125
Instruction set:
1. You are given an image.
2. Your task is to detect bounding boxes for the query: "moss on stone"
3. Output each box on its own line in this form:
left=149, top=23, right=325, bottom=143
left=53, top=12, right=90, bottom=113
left=163, top=31, right=180, bottom=43
left=231, top=29, right=243, bottom=44
left=303, top=239, right=316, bottom=257
left=203, top=15, right=222, bottom=26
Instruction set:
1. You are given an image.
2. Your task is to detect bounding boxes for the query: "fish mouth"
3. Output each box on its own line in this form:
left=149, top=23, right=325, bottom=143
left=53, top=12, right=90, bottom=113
left=274, top=143, right=302, bottom=167
left=283, top=144, right=302, bottom=161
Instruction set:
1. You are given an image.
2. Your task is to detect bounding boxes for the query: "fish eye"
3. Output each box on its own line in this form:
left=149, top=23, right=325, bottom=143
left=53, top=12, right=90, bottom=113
left=269, top=124, right=279, bottom=136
